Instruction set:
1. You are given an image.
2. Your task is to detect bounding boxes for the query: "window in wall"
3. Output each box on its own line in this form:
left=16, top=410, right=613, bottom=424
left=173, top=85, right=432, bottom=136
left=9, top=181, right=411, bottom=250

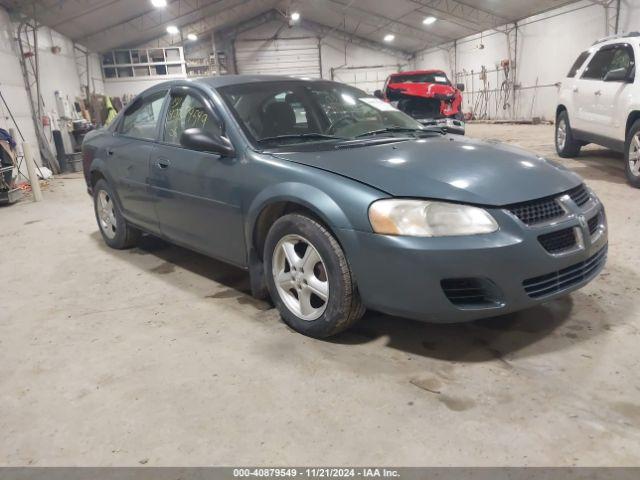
left=120, top=91, right=167, bottom=140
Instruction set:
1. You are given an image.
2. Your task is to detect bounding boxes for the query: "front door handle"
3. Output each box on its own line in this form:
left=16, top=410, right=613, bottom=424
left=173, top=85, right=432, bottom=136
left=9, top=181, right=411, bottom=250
left=156, top=158, right=170, bottom=169
left=106, top=149, right=114, bottom=156
left=572, top=86, right=579, bottom=93
left=594, top=90, right=602, bottom=96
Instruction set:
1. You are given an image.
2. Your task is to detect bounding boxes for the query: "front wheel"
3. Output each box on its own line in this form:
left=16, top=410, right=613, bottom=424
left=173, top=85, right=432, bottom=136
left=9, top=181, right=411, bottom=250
left=555, top=110, right=582, bottom=158
left=264, top=214, right=365, bottom=338
left=625, top=119, right=640, bottom=188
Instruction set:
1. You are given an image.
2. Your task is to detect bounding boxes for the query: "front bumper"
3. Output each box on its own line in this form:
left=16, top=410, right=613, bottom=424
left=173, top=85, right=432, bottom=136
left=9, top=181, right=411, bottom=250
left=418, top=117, right=465, bottom=135
left=338, top=197, right=607, bottom=323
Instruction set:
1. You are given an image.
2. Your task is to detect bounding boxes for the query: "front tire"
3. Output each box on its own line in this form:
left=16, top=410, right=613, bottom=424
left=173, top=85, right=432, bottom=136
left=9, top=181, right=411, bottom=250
left=93, top=179, right=141, bottom=249
left=556, top=110, right=582, bottom=158
left=264, top=213, right=365, bottom=338
left=625, top=120, right=640, bottom=188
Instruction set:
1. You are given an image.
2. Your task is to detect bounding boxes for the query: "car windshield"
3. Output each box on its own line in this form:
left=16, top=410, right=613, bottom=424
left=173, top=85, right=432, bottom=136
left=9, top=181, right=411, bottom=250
left=217, top=80, right=426, bottom=146
left=389, top=73, right=450, bottom=85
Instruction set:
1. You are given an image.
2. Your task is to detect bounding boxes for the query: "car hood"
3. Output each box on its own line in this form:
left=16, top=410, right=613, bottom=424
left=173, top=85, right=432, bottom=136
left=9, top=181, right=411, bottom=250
left=388, top=81, right=457, bottom=98
left=269, top=136, right=582, bottom=206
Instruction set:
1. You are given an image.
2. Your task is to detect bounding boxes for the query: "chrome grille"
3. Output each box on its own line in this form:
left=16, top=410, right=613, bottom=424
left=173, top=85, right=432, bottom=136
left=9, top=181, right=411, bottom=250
left=538, top=227, right=576, bottom=254
left=523, top=246, right=607, bottom=298
left=507, top=197, right=565, bottom=225
left=567, top=184, right=590, bottom=206
left=588, top=212, right=600, bottom=235
left=506, top=184, right=591, bottom=226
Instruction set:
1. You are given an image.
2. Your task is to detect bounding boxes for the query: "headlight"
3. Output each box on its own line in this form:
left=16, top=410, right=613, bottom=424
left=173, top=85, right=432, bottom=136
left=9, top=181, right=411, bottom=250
left=369, top=199, right=498, bottom=237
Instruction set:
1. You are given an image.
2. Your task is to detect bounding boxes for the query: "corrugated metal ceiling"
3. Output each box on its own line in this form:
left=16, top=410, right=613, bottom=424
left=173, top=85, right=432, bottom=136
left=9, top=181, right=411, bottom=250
left=0, top=0, right=581, bottom=53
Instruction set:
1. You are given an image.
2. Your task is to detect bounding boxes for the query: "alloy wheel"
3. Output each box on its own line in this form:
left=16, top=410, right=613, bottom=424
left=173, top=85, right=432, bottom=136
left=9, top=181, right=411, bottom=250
left=97, top=190, right=117, bottom=239
left=557, top=118, right=567, bottom=151
left=272, top=234, right=329, bottom=321
left=629, top=132, right=640, bottom=177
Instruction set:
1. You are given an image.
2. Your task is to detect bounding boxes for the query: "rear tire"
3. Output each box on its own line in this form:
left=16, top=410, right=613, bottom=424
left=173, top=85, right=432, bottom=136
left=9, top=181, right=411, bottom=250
left=264, top=213, right=365, bottom=338
left=556, top=110, right=582, bottom=158
left=93, top=179, right=141, bottom=249
left=625, top=119, right=640, bottom=188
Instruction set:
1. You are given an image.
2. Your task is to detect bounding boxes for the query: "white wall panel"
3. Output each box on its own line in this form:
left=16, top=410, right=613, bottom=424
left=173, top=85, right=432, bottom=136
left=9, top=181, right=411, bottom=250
left=0, top=8, right=41, bottom=167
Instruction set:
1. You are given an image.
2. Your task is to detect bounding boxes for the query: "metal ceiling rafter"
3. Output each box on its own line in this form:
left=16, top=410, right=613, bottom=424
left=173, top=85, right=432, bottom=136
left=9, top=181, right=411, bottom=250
left=407, top=0, right=509, bottom=31
left=78, top=0, right=224, bottom=49
left=589, top=0, right=621, bottom=35
left=134, top=0, right=277, bottom=48
left=319, top=0, right=449, bottom=46
left=300, top=17, right=414, bottom=60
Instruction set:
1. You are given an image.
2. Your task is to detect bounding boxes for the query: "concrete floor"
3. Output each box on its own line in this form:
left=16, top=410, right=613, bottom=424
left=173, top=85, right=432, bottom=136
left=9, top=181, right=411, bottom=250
left=1, top=124, right=639, bottom=466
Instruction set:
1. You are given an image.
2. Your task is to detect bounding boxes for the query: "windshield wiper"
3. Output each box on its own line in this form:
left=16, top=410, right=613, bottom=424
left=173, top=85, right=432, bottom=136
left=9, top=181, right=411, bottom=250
left=355, top=127, right=443, bottom=138
left=257, top=133, right=345, bottom=144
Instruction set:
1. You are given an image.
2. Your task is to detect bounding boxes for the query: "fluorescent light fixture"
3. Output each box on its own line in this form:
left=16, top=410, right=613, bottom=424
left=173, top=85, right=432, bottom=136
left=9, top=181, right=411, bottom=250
left=290, top=11, right=301, bottom=21
left=187, top=33, right=198, bottom=41
left=166, top=25, right=179, bottom=35
left=151, top=0, right=167, bottom=7
left=384, top=34, right=395, bottom=42
left=423, top=16, right=437, bottom=25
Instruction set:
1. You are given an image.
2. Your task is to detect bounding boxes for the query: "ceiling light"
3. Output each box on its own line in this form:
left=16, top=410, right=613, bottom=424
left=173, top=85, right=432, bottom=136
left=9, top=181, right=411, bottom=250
left=166, top=25, right=179, bottom=35
left=290, top=11, right=300, bottom=21
left=187, top=33, right=198, bottom=41
left=151, top=0, right=167, bottom=7
left=384, top=34, right=395, bottom=42
left=423, top=16, right=437, bottom=25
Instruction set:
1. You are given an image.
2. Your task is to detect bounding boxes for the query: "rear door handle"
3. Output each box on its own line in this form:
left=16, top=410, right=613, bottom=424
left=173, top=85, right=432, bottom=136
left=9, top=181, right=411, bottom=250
left=594, top=90, right=602, bottom=96
left=156, top=158, right=170, bottom=169
left=106, top=149, right=114, bottom=156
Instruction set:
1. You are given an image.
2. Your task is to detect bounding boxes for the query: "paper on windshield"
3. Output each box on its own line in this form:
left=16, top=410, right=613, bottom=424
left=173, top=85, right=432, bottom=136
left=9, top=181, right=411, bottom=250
left=434, top=76, right=447, bottom=83
left=359, top=97, right=399, bottom=112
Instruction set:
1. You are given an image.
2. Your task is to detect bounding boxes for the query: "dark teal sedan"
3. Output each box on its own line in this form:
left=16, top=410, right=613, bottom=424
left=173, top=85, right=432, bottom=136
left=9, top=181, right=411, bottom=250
left=83, top=75, right=607, bottom=338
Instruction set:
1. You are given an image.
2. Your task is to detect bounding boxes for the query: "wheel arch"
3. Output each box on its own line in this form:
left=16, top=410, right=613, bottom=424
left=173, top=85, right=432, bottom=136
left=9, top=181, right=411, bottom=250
left=88, top=159, right=125, bottom=211
left=244, top=183, right=355, bottom=300
left=556, top=104, right=568, bottom=119
left=246, top=183, right=353, bottom=261
left=626, top=111, right=640, bottom=137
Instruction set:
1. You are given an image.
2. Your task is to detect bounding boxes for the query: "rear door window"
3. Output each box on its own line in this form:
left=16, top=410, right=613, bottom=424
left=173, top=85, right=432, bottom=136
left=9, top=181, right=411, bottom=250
left=120, top=90, right=167, bottom=140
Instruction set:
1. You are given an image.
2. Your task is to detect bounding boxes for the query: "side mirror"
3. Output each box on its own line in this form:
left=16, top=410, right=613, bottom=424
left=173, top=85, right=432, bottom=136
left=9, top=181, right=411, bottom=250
left=373, top=89, right=384, bottom=99
left=604, top=67, right=631, bottom=82
left=180, top=128, right=234, bottom=156
left=456, top=83, right=465, bottom=92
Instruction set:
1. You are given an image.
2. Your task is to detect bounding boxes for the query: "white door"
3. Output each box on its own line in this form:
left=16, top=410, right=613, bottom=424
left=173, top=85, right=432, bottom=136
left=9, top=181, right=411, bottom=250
left=235, top=37, right=321, bottom=78
left=576, top=44, right=623, bottom=134
left=592, top=44, right=635, bottom=140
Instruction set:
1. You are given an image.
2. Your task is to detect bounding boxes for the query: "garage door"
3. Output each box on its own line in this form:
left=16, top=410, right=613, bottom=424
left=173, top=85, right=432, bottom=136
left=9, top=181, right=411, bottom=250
left=234, top=37, right=321, bottom=78
left=332, top=65, right=408, bottom=94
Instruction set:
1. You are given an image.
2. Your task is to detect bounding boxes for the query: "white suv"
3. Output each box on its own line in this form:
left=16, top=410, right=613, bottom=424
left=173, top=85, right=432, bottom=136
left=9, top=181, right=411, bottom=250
left=556, top=33, right=640, bottom=187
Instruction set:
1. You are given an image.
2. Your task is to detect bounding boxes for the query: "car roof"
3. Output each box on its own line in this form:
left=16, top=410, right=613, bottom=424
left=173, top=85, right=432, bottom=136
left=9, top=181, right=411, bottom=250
left=194, top=74, right=318, bottom=88
left=390, top=70, right=445, bottom=77
left=592, top=31, right=640, bottom=46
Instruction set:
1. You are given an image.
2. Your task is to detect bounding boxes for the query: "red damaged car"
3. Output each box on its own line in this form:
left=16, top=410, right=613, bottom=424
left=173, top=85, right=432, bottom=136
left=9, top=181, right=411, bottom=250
left=375, top=70, right=466, bottom=135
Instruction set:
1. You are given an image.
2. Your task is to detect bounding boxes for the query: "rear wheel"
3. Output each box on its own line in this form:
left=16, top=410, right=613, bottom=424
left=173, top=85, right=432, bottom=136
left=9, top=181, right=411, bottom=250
left=264, top=213, right=365, bottom=338
left=93, top=179, right=141, bottom=249
left=556, top=110, right=582, bottom=158
left=625, top=120, right=640, bottom=188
